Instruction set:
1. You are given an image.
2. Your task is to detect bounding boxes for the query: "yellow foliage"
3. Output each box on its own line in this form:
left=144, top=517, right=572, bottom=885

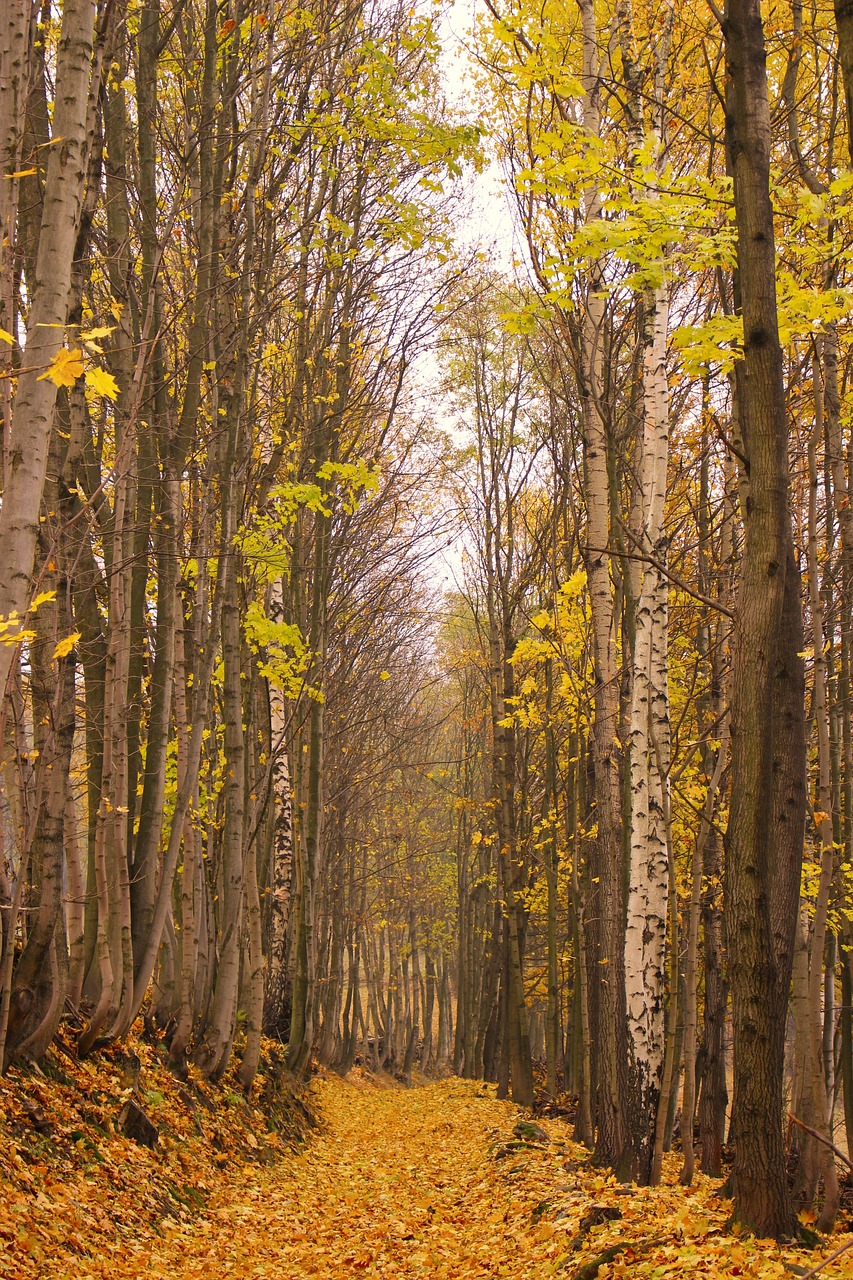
left=28, top=591, right=57, bottom=612
left=84, top=365, right=120, bottom=400
left=37, top=347, right=85, bottom=388
left=52, top=631, right=81, bottom=660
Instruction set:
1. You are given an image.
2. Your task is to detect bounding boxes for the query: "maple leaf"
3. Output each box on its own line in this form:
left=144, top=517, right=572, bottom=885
left=52, top=631, right=81, bottom=660
left=28, top=590, right=57, bottom=612
left=37, top=346, right=85, bottom=388
left=85, top=364, right=120, bottom=400
left=79, top=325, right=117, bottom=341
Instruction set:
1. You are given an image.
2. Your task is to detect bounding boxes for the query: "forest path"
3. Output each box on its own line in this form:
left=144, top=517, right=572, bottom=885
left=26, top=1068, right=853, bottom=1280
left=131, top=1073, right=572, bottom=1279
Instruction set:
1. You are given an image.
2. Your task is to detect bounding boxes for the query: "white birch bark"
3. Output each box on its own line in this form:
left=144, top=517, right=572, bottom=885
left=264, top=574, right=295, bottom=1035
left=617, top=0, right=674, bottom=1183
left=624, top=278, right=671, bottom=1182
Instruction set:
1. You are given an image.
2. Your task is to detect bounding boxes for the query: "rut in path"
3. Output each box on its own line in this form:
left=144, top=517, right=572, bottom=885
left=129, top=1075, right=569, bottom=1280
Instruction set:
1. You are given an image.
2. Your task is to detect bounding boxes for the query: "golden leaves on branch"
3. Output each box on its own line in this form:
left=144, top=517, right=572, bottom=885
left=84, top=365, right=120, bottom=401
left=37, top=346, right=85, bottom=388
left=37, top=346, right=120, bottom=399
left=52, top=632, right=81, bottom=660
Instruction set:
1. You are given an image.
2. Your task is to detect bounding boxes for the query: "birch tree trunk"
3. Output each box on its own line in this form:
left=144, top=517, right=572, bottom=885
left=623, top=278, right=671, bottom=1185
left=617, top=0, right=675, bottom=1183
left=0, top=0, right=97, bottom=695
left=263, top=575, right=294, bottom=1037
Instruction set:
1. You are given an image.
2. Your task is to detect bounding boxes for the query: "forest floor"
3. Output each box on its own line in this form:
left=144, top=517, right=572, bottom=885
left=2, top=1035, right=853, bottom=1280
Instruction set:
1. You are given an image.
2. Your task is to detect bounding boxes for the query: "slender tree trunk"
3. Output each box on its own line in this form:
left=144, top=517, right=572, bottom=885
left=841, top=942, right=853, bottom=1156
left=681, top=729, right=728, bottom=1184
left=4, top=589, right=76, bottom=1066
left=0, top=0, right=98, bottom=698
left=789, top=388, right=840, bottom=1230
left=238, top=817, right=265, bottom=1091
left=624, top=277, right=671, bottom=1185
left=168, top=611, right=197, bottom=1071
left=264, top=575, right=294, bottom=1036
left=196, top=544, right=246, bottom=1080
left=834, top=0, right=853, bottom=167
left=64, top=792, right=85, bottom=1007
left=574, top=0, right=626, bottom=1167
left=79, top=435, right=136, bottom=1055
left=698, top=815, right=729, bottom=1174
left=722, top=0, right=806, bottom=1237
left=288, top=687, right=323, bottom=1075
left=0, top=0, right=31, bottom=479
left=544, top=657, right=560, bottom=1098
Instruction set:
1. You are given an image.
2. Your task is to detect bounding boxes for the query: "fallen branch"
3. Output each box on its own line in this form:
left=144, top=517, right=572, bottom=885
left=787, top=1113, right=853, bottom=1172
left=798, top=1237, right=853, bottom=1280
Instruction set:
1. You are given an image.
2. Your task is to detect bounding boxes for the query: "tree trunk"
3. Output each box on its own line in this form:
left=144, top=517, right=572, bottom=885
left=4, top=586, right=76, bottom=1066
left=624, top=277, right=671, bottom=1186
left=0, top=0, right=98, bottom=698
left=196, top=544, right=246, bottom=1080
left=0, top=0, right=31, bottom=477
left=544, top=657, right=560, bottom=1098
left=238, top=815, right=265, bottom=1091
left=834, top=0, right=853, bottom=167
left=575, top=0, right=625, bottom=1168
left=788, top=390, right=840, bottom=1230
left=722, top=0, right=806, bottom=1237
left=263, top=575, right=295, bottom=1036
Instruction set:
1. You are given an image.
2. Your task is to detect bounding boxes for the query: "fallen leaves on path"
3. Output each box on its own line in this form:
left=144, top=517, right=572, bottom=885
left=4, top=1061, right=852, bottom=1279
left=0, top=1030, right=311, bottom=1279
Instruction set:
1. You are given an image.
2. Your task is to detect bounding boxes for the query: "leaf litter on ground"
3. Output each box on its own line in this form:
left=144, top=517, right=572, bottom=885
left=2, top=1043, right=852, bottom=1280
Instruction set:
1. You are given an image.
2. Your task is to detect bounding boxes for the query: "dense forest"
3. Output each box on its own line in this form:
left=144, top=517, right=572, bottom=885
left=3, top=0, right=853, bottom=1250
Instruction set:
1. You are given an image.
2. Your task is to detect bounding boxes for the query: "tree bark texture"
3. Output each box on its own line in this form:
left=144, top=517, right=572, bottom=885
left=723, top=0, right=806, bottom=1238
left=575, top=0, right=626, bottom=1170
left=0, top=0, right=97, bottom=696
left=263, top=576, right=294, bottom=1037
left=624, top=280, right=671, bottom=1186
